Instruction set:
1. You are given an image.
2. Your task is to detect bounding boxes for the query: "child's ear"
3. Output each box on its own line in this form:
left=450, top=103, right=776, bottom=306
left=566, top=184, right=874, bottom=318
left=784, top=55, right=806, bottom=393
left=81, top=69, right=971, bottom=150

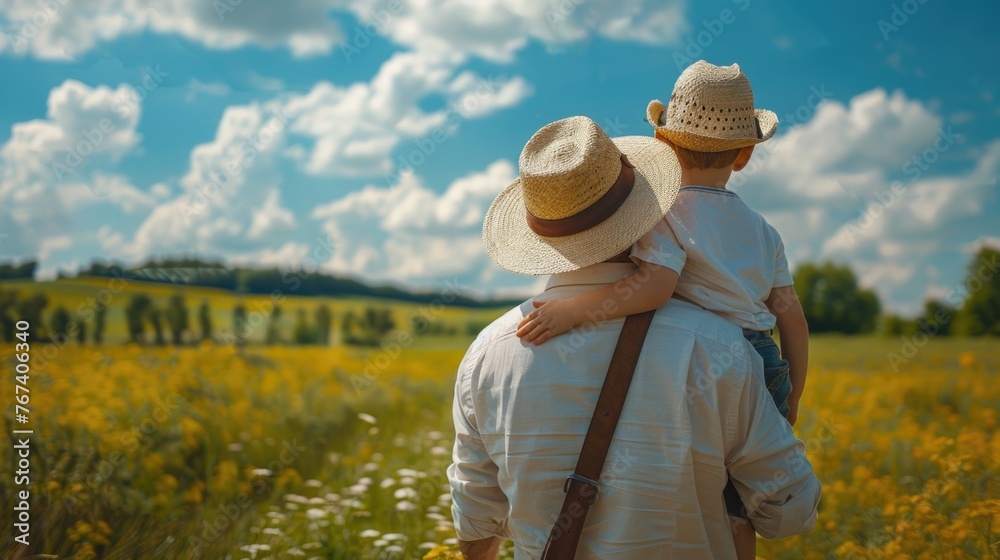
left=732, top=145, right=755, bottom=172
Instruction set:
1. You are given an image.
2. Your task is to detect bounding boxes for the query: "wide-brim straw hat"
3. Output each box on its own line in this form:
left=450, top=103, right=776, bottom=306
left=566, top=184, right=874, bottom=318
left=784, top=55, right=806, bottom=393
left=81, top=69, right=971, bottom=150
left=483, top=116, right=681, bottom=275
left=647, top=60, right=778, bottom=152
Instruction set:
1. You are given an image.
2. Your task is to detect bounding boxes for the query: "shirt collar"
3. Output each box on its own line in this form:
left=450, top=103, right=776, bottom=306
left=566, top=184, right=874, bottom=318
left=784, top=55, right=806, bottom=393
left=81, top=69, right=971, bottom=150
left=544, top=262, right=638, bottom=292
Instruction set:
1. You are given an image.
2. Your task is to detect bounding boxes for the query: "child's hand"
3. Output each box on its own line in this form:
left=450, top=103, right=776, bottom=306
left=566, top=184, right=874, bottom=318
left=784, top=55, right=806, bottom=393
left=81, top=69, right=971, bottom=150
left=786, top=398, right=799, bottom=427
left=516, top=300, right=578, bottom=345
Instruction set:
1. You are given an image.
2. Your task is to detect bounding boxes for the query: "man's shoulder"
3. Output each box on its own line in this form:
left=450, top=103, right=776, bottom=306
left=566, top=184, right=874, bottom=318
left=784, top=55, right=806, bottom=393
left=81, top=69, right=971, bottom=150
left=465, top=302, right=528, bottom=355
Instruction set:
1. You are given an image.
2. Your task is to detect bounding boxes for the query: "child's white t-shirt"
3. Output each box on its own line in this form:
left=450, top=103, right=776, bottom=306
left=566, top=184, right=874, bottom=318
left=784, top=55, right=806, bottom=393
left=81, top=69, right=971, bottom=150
left=630, top=185, right=793, bottom=331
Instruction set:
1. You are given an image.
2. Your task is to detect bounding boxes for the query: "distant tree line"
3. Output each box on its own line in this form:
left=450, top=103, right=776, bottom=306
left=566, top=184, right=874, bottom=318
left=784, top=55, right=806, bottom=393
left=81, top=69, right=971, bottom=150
left=792, top=248, right=1000, bottom=337
left=1, top=248, right=997, bottom=346
left=70, top=257, right=517, bottom=308
left=0, top=260, right=36, bottom=280
left=878, top=247, right=1000, bottom=337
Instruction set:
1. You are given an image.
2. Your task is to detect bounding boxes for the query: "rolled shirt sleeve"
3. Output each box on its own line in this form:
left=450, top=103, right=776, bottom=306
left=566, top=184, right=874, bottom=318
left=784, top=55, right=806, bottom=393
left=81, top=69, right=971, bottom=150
left=726, top=356, right=821, bottom=539
left=630, top=219, right=687, bottom=275
left=447, top=346, right=512, bottom=541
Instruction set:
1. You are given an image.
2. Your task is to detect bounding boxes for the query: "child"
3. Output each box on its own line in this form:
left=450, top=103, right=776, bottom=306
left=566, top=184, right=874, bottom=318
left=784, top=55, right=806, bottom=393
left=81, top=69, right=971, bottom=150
left=515, top=61, right=809, bottom=559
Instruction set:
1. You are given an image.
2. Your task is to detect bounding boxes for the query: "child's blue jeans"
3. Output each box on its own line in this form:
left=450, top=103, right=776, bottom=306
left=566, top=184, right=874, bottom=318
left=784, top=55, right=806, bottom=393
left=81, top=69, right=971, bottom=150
left=724, top=329, right=792, bottom=519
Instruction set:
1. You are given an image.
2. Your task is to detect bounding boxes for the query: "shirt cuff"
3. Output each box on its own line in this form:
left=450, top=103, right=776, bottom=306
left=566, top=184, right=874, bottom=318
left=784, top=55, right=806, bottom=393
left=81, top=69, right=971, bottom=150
left=772, top=271, right=794, bottom=288
left=452, top=505, right=512, bottom=541
left=629, top=251, right=685, bottom=276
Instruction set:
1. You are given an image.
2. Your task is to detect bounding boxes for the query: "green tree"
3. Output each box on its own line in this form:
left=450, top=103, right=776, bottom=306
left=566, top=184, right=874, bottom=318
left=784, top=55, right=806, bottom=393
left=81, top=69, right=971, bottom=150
left=794, top=262, right=880, bottom=334
left=164, top=294, right=189, bottom=345
left=198, top=301, right=213, bottom=342
left=343, top=307, right=395, bottom=345
left=232, top=303, right=248, bottom=350
left=315, top=304, right=332, bottom=346
left=149, top=307, right=165, bottom=346
left=15, top=292, right=49, bottom=341
left=293, top=308, right=317, bottom=345
left=50, top=306, right=72, bottom=343
left=75, top=312, right=88, bottom=345
left=954, top=247, right=1000, bottom=336
left=880, top=314, right=912, bottom=336
left=125, top=294, right=153, bottom=343
left=915, top=299, right=954, bottom=337
left=266, top=305, right=283, bottom=345
left=0, top=288, right=18, bottom=342
left=93, top=304, right=107, bottom=345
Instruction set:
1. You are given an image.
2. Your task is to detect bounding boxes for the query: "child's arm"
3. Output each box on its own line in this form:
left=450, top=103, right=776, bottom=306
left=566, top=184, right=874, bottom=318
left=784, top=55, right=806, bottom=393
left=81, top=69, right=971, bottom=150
left=516, top=261, right=679, bottom=345
left=765, top=285, right=809, bottom=426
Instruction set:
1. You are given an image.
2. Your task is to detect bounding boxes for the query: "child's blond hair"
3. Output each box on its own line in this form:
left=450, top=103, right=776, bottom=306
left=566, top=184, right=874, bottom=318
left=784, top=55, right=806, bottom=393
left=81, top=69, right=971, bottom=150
left=655, top=131, right=744, bottom=170
left=671, top=144, right=743, bottom=170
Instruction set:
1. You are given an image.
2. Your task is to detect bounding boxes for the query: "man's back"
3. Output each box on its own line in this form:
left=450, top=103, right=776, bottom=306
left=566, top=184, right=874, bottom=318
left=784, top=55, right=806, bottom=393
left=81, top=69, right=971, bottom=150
left=448, top=263, right=820, bottom=559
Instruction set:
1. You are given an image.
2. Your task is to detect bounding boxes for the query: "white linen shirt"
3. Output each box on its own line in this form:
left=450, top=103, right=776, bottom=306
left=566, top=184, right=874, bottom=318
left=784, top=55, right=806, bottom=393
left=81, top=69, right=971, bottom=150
left=631, top=186, right=794, bottom=331
left=448, top=263, right=820, bottom=560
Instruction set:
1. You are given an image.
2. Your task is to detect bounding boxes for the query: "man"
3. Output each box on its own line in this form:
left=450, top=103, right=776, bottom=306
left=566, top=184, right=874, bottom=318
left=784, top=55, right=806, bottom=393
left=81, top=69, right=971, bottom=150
left=448, top=116, right=821, bottom=559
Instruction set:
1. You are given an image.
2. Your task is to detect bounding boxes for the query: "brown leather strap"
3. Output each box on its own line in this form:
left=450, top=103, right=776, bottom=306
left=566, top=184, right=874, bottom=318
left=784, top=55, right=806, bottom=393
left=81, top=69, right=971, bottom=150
left=541, top=309, right=657, bottom=559
left=526, top=154, right=636, bottom=238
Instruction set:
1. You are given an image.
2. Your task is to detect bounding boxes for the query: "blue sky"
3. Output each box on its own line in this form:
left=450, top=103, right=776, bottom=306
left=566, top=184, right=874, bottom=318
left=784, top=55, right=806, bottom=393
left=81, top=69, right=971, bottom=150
left=0, top=0, right=997, bottom=314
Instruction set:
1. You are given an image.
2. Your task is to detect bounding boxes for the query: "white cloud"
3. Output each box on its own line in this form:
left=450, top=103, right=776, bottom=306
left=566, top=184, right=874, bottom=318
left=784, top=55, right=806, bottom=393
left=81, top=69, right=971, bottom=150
left=0, top=80, right=153, bottom=257
left=121, top=100, right=293, bottom=260
left=186, top=78, right=232, bottom=102
left=247, top=189, right=296, bottom=241
left=961, top=236, right=1000, bottom=254
left=0, top=0, right=687, bottom=63
left=346, top=0, right=688, bottom=62
left=282, top=49, right=531, bottom=177
left=311, top=159, right=528, bottom=289
left=38, top=235, right=73, bottom=261
left=228, top=241, right=312, bottom=270
left=734, top=88, right=999, bottom=314
left=0, top=0, right=344, bottom=60
left=245, top=72, right=286, bottom=92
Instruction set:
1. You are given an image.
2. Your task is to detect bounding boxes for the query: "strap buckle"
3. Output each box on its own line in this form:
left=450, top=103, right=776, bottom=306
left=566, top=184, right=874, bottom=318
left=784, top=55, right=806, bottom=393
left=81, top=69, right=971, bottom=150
left=563, top=473, right=600, bottom=505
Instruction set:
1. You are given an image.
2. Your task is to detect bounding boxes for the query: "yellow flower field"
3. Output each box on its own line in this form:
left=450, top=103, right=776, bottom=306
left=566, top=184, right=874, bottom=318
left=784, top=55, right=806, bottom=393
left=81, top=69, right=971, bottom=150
left=1, top=336, right=997, bottom=559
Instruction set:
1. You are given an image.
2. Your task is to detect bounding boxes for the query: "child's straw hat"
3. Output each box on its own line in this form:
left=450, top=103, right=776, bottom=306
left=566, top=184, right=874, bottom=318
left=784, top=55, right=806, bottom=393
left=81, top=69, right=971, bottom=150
left=647, top=60, right=778, bottom=152
left=483, top=116, right=681, bottom=275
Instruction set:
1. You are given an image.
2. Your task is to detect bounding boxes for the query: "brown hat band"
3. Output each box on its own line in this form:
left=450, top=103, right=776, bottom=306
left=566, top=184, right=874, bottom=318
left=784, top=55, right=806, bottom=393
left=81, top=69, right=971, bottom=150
left=526, top=154, right=636, bottom=238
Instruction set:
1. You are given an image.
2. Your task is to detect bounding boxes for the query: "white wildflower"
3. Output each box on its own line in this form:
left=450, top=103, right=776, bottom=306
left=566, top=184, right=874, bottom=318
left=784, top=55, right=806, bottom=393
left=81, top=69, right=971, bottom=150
left=306, top=508, right=328, bottom=520
left=394, top=487, right=418, bottom=500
